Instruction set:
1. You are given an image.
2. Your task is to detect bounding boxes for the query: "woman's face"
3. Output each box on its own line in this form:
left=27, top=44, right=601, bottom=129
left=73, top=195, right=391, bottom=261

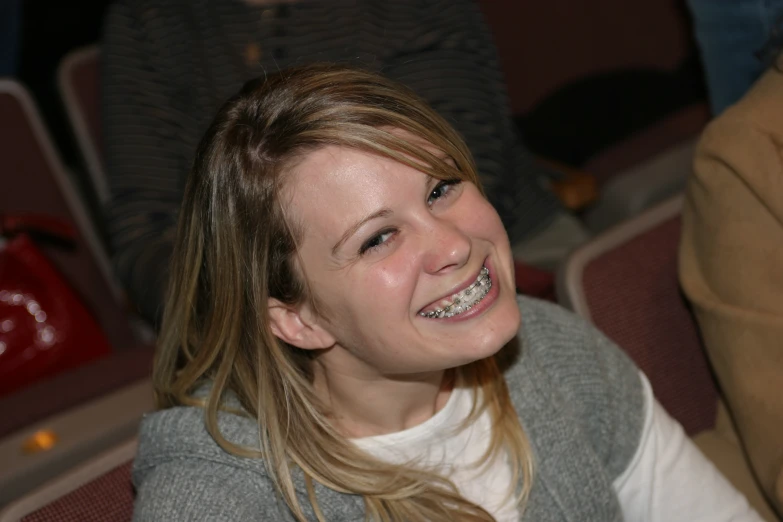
left=281, top=141, right=521, bottom=378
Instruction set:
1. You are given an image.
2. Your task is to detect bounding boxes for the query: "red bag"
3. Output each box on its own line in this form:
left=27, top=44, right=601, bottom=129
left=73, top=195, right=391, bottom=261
left=0, top=215, right=111, bottom=397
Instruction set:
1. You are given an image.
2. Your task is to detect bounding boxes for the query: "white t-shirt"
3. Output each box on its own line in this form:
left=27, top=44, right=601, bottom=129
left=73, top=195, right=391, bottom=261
left=353, top=372, right=763, bottom=522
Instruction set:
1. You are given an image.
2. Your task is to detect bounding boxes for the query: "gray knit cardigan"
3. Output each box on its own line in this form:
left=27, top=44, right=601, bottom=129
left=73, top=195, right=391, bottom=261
left=132, top=297, right=644, bottom=521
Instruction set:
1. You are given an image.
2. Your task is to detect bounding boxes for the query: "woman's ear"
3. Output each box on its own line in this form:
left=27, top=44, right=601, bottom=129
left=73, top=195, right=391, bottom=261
left=267, top=298, right=335, bottom=350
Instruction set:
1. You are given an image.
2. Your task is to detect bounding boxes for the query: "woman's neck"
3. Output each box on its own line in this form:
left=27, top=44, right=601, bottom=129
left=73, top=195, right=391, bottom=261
left=313, top=362, right=455, bottom=438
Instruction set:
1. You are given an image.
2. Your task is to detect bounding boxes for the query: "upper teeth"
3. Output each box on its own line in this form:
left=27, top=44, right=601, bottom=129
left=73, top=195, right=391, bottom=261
left=419, top=267, right=491, bottom=319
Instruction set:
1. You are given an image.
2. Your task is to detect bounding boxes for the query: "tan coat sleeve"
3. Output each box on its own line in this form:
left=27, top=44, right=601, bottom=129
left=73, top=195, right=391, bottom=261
left=679, top=69, right=783, bottom=517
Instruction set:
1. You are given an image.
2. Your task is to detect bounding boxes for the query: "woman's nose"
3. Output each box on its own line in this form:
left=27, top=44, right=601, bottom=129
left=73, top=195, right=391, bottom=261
left=421, top=219, right=471, bottom=274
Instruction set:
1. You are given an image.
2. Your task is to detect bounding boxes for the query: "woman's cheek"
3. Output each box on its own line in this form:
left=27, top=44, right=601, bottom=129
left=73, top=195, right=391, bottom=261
left=462, top=199, right=507, bottom=240
left=374, top=260, right=414, bottom=296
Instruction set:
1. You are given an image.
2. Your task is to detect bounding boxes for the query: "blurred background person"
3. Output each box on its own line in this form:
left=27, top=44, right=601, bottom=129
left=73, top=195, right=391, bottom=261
left=102, top=0, right=588, bottom=327
left=688, top=0, right=783, bottom=114
left=680, top=60, right=783, bottom=518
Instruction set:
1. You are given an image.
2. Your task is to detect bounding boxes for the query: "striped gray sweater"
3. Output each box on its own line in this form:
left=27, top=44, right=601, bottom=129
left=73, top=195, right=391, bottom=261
left=102, top=0, right=564, bottom=324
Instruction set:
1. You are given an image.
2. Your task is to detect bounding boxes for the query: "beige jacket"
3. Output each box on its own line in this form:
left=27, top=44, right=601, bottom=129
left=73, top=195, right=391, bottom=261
left=680, top=68, right=783, bottom=517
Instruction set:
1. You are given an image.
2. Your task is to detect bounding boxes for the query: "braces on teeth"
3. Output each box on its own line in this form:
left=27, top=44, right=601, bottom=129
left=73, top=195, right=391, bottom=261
left=419, top=267, right=492, bottom=319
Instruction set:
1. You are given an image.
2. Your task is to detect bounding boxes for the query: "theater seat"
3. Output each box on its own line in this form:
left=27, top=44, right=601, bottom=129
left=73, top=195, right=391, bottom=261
left=557, top=195, right=778, bottom=521
left=0, top=438, right=137, bottom=522
left=0, top=79, right=154, bottom=508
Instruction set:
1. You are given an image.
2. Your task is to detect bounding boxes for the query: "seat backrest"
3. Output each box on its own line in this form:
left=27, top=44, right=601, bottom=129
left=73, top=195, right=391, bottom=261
left=557, top=195, right=719, bottom=436
left=0, top=79, right=134, bottom=350
left=57, top=45, right=107, bottom=205
left=0, top=439, right=137, bottom=522
left=478, top=0, right=694, bottom=116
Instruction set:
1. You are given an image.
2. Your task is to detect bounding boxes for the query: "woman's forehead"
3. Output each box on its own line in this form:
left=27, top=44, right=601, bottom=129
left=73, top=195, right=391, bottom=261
left=283, top=145, right=425, bottom=232
left=283, top=130, right=452, bottom=187
left=287, top=145, right=415, bottom=200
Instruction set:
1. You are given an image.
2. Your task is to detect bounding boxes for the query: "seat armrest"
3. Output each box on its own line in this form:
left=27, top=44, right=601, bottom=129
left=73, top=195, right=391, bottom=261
left=0, top=379, right=153, bottom=507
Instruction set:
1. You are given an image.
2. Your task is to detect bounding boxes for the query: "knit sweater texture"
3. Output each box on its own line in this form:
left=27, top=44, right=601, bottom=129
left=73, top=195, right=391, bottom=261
left=132, top=297, right=644, bottom=521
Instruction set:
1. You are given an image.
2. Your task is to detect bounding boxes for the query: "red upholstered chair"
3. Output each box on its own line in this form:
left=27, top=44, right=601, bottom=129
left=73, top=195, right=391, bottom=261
left=557, top=195, right=778, bottom=521
left=0, top=439, right=137, bottom=522
left=0, top=80, right=153, bottom=507
left=58, top=46, right=107, bottom=205
left=557, top=195, right=717, bottom=434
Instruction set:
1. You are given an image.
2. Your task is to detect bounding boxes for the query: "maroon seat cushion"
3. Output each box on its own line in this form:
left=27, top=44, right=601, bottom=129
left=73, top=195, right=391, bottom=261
left=515, top=261, right=555, bottom=302
left=582, top=216, right=719, bottom=436
left=22, top=462, right=134, bottom=522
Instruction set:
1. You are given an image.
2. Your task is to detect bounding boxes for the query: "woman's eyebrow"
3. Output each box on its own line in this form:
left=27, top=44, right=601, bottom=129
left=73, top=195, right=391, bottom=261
left=331, top=208, right=393, bottom=256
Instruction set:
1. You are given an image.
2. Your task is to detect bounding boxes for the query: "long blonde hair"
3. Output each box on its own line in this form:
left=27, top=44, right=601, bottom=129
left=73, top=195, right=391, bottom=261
left=155, top=63, right=533, bottom=521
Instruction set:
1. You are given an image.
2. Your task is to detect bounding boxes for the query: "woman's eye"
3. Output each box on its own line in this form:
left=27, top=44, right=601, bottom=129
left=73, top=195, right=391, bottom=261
left=427, top=180, right=462, bottom=206
left=359, top=229, right=396, bottom=255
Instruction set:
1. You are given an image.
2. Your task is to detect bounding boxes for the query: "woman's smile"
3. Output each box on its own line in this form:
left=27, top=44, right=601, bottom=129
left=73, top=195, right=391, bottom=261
left=417, top=258, right=500, bottom=321
left=418, top=264, right=491, bottom=318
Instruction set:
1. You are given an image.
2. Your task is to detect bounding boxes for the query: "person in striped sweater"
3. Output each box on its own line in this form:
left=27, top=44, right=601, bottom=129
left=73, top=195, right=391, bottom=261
left=102, top=0, right=588, bottom=326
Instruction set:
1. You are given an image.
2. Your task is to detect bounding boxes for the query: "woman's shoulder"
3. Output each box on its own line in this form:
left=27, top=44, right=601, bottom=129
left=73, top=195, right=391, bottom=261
left=695, top=68, right=783, bottom=187
left=511, top=295, right=638, bottom=378
left=710, top=68, right=783, bottom=139
left=132, top=403, right=278, bottom=520
left=134, top=400, right=264, bottom=474
left=509, top=296, right=641, bottom=399
left=506, top=296, right=645, bottom=480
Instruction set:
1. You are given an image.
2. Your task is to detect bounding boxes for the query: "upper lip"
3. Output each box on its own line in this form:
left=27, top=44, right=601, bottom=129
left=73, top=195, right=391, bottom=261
left=418, top=261, right=487, bottom=313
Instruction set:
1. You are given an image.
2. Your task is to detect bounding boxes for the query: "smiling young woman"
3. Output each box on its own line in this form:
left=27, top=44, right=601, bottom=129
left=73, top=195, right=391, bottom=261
left=133, top=64, right=763, bottom=522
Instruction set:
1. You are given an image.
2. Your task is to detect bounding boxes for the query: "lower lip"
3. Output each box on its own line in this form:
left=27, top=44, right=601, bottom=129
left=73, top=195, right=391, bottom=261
left=420, top=258, right=501, bottom=323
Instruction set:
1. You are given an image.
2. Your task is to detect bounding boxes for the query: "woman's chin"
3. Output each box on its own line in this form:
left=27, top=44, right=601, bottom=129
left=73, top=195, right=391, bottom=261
left=455, top=299, right=521, bottom=366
